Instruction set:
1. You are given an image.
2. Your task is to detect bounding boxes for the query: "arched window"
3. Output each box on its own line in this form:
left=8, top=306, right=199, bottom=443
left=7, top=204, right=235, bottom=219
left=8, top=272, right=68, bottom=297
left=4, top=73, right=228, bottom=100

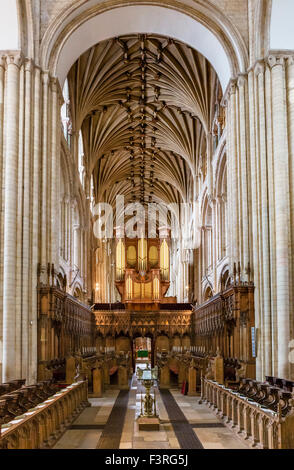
left=220, top=269, right=230, bottom=291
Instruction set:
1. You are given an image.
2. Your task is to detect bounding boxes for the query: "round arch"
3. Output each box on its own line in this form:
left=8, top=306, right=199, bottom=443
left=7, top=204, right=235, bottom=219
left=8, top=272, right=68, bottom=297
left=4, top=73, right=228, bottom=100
left=41, top=2, right=248, bottom=92
left=219, top=264, right=231, bottom=291
left=203, top=284, right=213, bottom=302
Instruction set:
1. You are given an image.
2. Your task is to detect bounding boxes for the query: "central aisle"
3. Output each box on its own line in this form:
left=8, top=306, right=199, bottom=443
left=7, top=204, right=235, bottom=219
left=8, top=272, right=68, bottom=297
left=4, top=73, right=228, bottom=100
left=54, top=375, right=250, bottom=450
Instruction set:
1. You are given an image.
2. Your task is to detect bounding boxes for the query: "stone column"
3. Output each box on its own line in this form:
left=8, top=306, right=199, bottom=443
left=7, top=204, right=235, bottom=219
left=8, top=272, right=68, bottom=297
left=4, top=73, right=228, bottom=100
left=255, top=62, right=272, bottom=376
left=265, top=63, right=277, bottom=376
left=0, top=56, right=5, bottom=380
left=65, top=197, right=70, bottom=261
left=21, top=59, right=33, bottom=380
left=237, top=75, right=250, bottom=281
left=206, top=132, right=213, bottom=197
left=40, top=72, right=50, bottom=274
left=227, top=81, right=239, bottom=271
left=248, top=68, right=262, bottom=379
left=15, top=63, right=24, bottom=376
left=29, top=65, right=42, bottom=384
left=2, top=54, right=22, bottom=381
left=210, top=197, right=217, bottom=287
left=50, top=78, right=60, bottom=268
left=73, top=224, right=80, bottom=269
left=216, top=196, right=221, bottom=264
left=223, top=96, right=232, bottom=273
left=286, top=56, right=294, bottom=379
left=268, top=55, right=291, bottom=379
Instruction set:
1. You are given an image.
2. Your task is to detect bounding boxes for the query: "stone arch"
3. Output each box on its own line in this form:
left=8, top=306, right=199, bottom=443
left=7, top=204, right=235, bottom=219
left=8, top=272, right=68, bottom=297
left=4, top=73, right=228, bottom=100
left=57, top=266, right=67, bottom=291
left=219, top=265, right=231, bottom=291
left=203, top=284, right=213, bottom=302
left=40, top=1, right=248, bottom=91
left=72, top=281, right=83, bottom=300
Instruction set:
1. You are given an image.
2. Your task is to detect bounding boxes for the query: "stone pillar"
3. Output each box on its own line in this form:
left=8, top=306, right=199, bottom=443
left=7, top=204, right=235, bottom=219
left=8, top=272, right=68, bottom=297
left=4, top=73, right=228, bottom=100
left=248, top=68, right=263, bottom=379
left=0, top=56, right=5, bottom=380
left=50, top=78, right=60, bottom=268
left=268, top=55, right=291, bottom=379
left=210, top=197, right=217, bottom=286
left=40, top=72, right=50, bottom=273
left=80, top=228, right=84, bottom=279
left=73, top=224, right=80, bottom=269
left=223, top=95, right=233, bottom=273
left=254, top=62, right=272, bottom=376
left=265, top=64, right=277, bottom=377
left=29, top=65, right=42, bottom=385
left=206, top=132, right=213, bottom=197
left=237, top=75, right=250, bottom=281
left=2, top=54, right=22, bottom=381
left=286, top=56, right=294, bottom=379
left=21, top=59, right=33, bottom=381
left=227, top=81, right=239, bottom=271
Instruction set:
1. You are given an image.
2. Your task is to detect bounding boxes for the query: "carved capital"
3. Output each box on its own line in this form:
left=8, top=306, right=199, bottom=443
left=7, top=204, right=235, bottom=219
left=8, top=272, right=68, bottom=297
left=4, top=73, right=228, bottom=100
left=217, top=193, right=227, bottom=204
left=267, top=54, right=285, bottom=69
left=228, top=79, right=237, bottom=97
left=5, top=53, right=22, bottom=68
left=50, top=76, right=58, bottom=92
left=41, top=71, right=50, bottom=86
left=221, top=95, right=228, bottom=108
left=286, top=55, right=294, bottom=66
left=208, top=194, right=216, bottom=207
left=24, top=58, right=33, bottom=73
left=254, top=60, right=265, bottom=77
left=0, top=55, right=6, bottom=69
left=237, top=74, right=247, bottom=88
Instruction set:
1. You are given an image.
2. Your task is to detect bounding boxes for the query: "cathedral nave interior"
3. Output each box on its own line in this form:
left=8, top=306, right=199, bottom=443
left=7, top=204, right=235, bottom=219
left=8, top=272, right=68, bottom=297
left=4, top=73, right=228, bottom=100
left=0, top=0, right=294, bottom=451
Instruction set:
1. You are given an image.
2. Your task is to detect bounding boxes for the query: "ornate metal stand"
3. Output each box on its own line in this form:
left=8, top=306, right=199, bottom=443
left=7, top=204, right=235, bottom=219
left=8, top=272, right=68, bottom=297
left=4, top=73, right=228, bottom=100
left=137, top=363, right=158, bottom=418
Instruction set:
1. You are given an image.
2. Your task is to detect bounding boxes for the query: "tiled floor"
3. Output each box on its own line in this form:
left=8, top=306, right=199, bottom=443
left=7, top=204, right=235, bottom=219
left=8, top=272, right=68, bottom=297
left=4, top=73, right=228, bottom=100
left=54, top=375, right=250, bottom=450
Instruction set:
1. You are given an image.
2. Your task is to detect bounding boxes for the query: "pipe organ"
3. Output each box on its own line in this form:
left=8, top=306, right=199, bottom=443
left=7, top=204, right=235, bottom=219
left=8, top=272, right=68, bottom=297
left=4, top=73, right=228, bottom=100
left=115, top=234, right=171, bottom=304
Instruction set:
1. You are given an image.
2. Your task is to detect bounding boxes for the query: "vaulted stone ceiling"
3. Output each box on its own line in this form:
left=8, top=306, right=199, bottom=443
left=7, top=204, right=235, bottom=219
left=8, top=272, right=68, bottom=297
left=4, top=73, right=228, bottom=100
left=67, top=34, right=222, bottom=207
